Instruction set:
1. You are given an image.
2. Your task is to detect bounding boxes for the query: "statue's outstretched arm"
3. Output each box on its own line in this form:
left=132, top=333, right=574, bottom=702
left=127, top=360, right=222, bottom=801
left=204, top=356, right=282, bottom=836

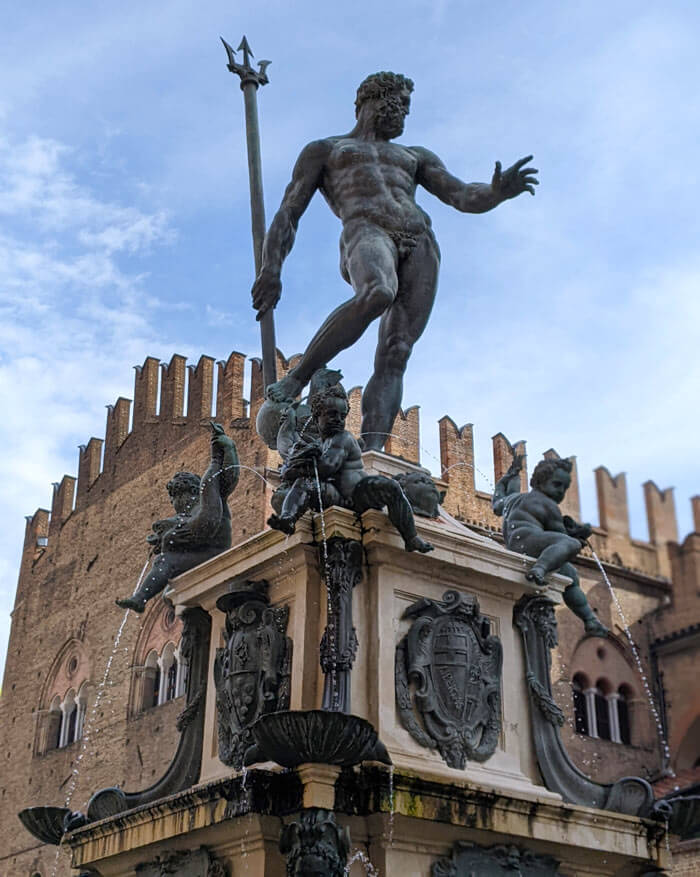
left=216, top=432, right=240, bottom=499
left=251, top=139, right=331, bottom=318
left=189, top=425, right=239, bottom=537
left=492, top=454, right=525, bottom=516
left=414, top=147, right=538, bottom=214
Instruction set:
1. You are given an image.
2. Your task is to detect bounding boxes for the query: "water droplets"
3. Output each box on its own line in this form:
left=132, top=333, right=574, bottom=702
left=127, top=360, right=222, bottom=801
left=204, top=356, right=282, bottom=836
left=313, top=459, right=339, bottom=711
left=345, top=849, right=379, bottom=875
left=590, top=550, right=674, bottom=775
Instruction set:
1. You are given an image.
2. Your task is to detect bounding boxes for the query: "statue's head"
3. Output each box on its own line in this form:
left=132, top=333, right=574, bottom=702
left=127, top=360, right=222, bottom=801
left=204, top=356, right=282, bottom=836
left=279, top=809, right=351, bottom=877
left=310, top=384, right=349, bottom=438
left=530, top=458, right=572, bottom=505
left=355, top=71, right=414, bottom=138
left=166, top=471, right=201, bottom=514
left=394, top=471, right=446, bottom=518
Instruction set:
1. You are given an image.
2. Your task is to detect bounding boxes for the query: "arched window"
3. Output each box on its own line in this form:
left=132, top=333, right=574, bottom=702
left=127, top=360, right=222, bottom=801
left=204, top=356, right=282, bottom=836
left=618, top=685, right=632, bottom=745
left=47, top=696, right=62, bottom=751
left=166, top=660, right=177, bottom=702
left=159, top=642, right=177, bottom=705
left=141, top=650, right=160, bottom=711
left=129, top=602, right=184, bottom=716
left=36, top=639, right=92, bottom=756
left=572, top=673, right=589, bottom=735
left=59, top=690, right=77, bottom=748
left=175, top=648, right=188, bottom=698
left=594, top=679, right=611, bottom=741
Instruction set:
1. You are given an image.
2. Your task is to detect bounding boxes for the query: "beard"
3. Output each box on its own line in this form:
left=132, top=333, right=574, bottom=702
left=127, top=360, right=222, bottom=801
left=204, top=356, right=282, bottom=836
left=375, top=104, right=405, bottom=138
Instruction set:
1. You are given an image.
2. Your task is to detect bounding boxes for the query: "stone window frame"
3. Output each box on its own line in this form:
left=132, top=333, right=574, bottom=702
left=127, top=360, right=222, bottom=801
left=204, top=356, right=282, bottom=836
left=128, top=601, right=186, bottom=717
left=132, top=640, right=187, bottom=715
left=570, top=633, right=645, bottom=747
left=571, top=672, right=635, bottom=745
left=34, top=640, right=92, bottom=756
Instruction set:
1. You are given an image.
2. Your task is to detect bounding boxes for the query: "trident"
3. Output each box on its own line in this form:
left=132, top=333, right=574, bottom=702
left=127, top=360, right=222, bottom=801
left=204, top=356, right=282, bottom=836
left=221, top=35, right=277, bottom=389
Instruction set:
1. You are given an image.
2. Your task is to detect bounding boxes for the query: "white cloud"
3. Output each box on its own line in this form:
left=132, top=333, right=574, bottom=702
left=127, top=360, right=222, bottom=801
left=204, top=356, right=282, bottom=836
left=0, top=134, right=181, bottom=674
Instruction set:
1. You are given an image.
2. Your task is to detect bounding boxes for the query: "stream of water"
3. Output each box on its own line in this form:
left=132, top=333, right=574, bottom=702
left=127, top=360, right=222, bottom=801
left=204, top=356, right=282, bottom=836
left=313, top=459, right=339, bottom=711
left=49, top=560, right=150, bottom=876
left=589, top=548, right=673, bottom=774
left=345, top=849, right=379, bottom=876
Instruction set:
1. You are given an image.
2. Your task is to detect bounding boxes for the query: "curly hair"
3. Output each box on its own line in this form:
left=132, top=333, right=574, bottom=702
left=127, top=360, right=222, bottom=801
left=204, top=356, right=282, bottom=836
left=355, top=71, right=414, bottom=117
left=310, top=384, right=349, bottom=420
left=167, top=471, right=201, bottom=498
left=530, top=457, right=573, bottom=491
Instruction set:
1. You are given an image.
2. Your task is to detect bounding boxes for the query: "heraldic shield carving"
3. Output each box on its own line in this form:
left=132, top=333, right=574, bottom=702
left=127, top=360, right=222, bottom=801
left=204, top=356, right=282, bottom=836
left=395, top=589, right=503, bottom=769
left=214, top=580, right=292, bottom=769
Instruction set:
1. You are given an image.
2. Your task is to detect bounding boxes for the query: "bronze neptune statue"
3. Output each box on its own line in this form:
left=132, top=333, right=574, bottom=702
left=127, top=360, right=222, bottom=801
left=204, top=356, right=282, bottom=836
left=252, top=71, right=538, bottom=449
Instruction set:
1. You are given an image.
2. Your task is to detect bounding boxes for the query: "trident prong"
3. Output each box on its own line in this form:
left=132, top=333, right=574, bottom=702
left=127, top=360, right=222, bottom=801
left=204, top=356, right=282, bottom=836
left=221, top=34, right=270, bottom=88
left=237, top=35, right=253, bottom=69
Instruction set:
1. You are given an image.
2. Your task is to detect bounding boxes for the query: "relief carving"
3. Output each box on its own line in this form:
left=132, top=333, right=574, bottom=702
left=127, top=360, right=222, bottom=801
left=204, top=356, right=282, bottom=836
left=214, top=580, right=292, bottom=769
left=432, top=841, right=562, bottom=876
left=395, top=589, right=502, bottom=769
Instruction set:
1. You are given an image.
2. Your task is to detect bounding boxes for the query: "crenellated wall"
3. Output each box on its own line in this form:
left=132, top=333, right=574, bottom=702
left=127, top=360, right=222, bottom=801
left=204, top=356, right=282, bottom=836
left=18, top=348, right=693, bottom=586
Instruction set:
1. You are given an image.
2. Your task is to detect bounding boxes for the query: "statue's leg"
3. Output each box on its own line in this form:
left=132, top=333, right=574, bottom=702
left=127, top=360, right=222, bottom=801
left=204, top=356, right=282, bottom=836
left=115, top=554, right=176, bottom=613
left=268, top=223, right=399, bottom=400
left=524, top=533, right=582, bottom=585
left=268, top=478, right=311, bottom=534
left=560, top=562, right=609, bottom=637
left=353, top=476, right=433, bottom=553
left=361, top=233, right=440, bottom=451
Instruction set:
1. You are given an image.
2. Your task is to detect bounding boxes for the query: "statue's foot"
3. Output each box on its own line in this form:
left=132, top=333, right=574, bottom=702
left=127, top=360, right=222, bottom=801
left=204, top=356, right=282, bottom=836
left=525, top=565, right=547, bottom=587
left=584, top=617, right=609, bottom=638
left=267, top=513, right=297, bottom=535
left=265, top=374, right=303, bottom=403
left=405, top=536, right=434, bottom=554
left=115, top=596, right=146, bottom=613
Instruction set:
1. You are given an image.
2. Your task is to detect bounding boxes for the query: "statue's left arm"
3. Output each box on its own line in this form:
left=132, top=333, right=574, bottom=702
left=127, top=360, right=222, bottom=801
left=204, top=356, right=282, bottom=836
left=213, top=430, right=240, bottom=500
left=563, top=515, right=593, bottom=544
left=413, top=147, right=538, bottom=214
left=492, top=454, right=525, bottom=516
left=190, top=425, right=239, bottom=539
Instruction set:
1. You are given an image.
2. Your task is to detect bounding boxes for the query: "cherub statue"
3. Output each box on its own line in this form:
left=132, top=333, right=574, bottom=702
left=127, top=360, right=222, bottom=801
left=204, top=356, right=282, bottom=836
left=268, top=383, right=434, bottom=553
left=393, top=471, right=446, bottom=518
left=116, top=423, right=240, bottom=613
left=492, top=454, right=608, bottom=636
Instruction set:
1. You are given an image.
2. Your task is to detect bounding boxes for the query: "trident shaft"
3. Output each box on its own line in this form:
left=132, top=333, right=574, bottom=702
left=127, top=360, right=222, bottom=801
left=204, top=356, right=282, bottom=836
left=222, top=35, right=277, bottom=388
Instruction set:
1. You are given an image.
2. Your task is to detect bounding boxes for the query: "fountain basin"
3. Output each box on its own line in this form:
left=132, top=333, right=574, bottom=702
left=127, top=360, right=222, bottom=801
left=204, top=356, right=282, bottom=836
left=18, top=806, right=71, bottom=845
left=245, top=710, right=391, bottom=768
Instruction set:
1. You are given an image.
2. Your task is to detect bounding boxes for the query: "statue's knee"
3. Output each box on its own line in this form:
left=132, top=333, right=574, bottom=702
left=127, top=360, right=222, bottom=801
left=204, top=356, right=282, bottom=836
left=378, top=338, right=412, bottom=375
left=361, top=285, right=394, bottom=320
left=564, top=536, right=581, bottom=555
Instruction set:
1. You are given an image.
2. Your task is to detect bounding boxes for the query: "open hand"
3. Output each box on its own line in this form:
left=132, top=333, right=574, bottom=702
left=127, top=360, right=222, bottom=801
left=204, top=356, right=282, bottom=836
left=506, top=453, right=525, bottom=478
left=492, top=155, right=539, bottom=200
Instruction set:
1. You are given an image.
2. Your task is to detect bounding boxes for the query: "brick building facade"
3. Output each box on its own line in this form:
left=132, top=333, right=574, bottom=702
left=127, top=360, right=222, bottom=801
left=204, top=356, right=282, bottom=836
left=1, top=348, right=698, bottom=875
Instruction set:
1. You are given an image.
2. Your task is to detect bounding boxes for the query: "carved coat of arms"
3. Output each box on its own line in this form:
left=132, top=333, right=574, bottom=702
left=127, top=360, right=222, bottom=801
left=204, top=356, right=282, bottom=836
left=395, top=589, right=502, bottom=769
left=214, top=580, right=292, bottom=769
left=432, top=842, right=562, bottom=877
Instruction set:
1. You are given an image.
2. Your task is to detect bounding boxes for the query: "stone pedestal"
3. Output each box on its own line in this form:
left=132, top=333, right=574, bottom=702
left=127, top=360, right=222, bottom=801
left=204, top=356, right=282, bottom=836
left=64, top=454, right=670, bottom=876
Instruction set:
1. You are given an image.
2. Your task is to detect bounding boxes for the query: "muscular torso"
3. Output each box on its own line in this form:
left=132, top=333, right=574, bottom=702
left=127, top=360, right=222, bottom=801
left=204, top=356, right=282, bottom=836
left=503, top=490, right=564, bottom=535
left=320, top=137, right=431, bottom=235
left=320, top=430, right=366, bottom=500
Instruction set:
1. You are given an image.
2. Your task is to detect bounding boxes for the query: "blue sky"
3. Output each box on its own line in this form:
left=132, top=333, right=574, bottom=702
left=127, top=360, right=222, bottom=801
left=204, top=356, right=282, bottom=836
left=1, top=1, right=699, bottom=675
